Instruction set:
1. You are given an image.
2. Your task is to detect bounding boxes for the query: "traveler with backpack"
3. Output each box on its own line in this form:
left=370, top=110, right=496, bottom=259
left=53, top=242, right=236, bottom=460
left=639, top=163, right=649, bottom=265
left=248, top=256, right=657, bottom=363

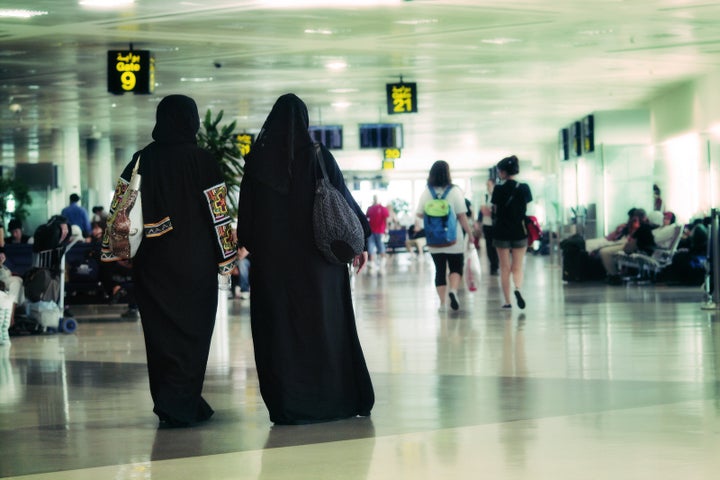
left=491, top=155, right=532, bottom=309
left=415, top=160, right=475, bottom=312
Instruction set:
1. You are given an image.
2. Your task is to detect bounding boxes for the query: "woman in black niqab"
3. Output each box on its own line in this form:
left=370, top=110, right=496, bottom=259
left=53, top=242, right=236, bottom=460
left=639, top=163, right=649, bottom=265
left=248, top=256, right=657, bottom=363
left=237, top=93, right=374, bottom=424
left=102, top=94, right=237, bottom=427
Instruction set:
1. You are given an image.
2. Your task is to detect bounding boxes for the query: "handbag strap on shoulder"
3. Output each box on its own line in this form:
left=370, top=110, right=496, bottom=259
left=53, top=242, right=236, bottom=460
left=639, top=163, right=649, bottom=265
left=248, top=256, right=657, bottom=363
left=132, top=154, right=141, bottom=175
left=314, top=143, right=328, bottom=180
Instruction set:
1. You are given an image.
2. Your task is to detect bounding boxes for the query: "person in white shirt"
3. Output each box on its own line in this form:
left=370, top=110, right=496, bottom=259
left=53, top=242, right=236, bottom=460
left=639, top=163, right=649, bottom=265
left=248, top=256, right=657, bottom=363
left=415, top=160, right=475, bottom=312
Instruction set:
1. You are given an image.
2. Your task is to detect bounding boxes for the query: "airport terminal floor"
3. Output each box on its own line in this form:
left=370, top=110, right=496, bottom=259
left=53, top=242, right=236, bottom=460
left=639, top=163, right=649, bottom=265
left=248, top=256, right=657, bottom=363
left=1, top=251, right=720, bottom=479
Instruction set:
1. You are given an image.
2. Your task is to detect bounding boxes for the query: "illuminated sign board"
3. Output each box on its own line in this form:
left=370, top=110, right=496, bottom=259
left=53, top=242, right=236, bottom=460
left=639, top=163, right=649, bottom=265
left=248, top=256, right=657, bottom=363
left=309, top=125, right=343, bottom=150
left=384, top=148, right=401, bottom=160
left=107, top=50, right=155, bottom=95
left=582, top=114, right=594, bottom=153
left=386, top=82, right=417, bottom=114
left=359, top=123, right=403, bottom=149
left=236, top=133, right=254, bottom=158
left=569, top=121, right=582, bottom=157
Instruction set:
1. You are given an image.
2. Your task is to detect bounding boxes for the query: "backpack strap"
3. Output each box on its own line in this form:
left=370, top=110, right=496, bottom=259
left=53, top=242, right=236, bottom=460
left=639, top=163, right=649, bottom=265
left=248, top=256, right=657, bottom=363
left=428, top=185, right=452, bottom=200
left=504, top=182, right=520, bottom=207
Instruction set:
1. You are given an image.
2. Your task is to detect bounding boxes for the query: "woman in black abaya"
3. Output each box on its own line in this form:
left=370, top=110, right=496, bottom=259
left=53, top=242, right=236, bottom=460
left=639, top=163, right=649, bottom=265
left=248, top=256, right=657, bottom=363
left=236, top=93, right=374, bottom=424
left=102, top=94, right=237, bottom=427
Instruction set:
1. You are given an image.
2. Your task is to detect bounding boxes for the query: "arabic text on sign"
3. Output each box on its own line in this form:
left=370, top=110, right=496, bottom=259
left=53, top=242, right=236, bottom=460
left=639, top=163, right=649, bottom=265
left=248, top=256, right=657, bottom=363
left=391, top=85, right=413, bottom=113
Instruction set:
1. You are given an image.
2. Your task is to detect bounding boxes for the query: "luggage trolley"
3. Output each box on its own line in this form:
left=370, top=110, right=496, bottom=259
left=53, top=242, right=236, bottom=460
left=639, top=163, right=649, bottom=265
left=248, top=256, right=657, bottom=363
left=21, top=238, right=81, bottom=334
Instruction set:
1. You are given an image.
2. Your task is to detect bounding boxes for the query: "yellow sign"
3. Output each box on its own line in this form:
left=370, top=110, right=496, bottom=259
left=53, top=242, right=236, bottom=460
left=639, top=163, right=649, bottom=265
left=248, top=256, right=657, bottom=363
left=107, top=50, right=154, bottom=94
left=236, top=133, right=254, bottom=157
left=382, top=160, right=395, bottom=170
left=384, top=148, right=401, bottom=160
left=386, top=82, right=417, bottom=114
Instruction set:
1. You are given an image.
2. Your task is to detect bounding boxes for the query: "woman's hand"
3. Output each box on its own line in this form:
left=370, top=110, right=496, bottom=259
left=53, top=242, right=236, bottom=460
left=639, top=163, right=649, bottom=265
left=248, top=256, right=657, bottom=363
left=353, top=251, right=368, bottom=274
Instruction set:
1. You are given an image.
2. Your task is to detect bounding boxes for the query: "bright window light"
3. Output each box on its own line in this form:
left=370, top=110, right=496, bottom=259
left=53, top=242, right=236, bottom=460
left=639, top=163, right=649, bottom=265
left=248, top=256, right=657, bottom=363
left=263, top=0, right=400, bottom=7
left=0, top=9, right=48, bottom=18
left=78, top=0, right=134, bottom=9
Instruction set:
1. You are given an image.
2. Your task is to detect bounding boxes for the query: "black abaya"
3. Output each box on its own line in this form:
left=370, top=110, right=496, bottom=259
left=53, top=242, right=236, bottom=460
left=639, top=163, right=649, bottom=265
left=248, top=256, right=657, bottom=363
left=237, top=94, right=374, bottom=424
left=103, top=95, right=237, bottom=426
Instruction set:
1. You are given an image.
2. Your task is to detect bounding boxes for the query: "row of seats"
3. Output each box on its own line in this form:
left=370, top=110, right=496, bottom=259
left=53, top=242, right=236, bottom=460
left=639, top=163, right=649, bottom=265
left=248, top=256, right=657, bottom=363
left=4, top=242, right=109, bottom=305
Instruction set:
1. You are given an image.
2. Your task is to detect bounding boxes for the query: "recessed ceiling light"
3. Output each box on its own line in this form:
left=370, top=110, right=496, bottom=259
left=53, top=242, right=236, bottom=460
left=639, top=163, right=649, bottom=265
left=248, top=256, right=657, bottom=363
left=305, top=28, right=334, bottom=35
left=180, top=77, right=214, bottom=82
left=395, top=19, right=438, bottom=25
left=0, top=9, right=48, bottom=18
left=481, top=38, right=521, bottom=45
left=332, top=101, right=351, bottom=109
left=325, top=61, right=347, bottom=71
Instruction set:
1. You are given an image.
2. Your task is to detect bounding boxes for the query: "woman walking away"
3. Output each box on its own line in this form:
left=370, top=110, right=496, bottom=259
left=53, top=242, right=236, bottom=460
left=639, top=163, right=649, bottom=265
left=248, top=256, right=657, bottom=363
left=236, top=93, right=374, bottom=425
left=415, top=160, right=475, bottom=312
left=491, top=155, right=532, bottom=310
left=102, top=94, right=237, bottom=427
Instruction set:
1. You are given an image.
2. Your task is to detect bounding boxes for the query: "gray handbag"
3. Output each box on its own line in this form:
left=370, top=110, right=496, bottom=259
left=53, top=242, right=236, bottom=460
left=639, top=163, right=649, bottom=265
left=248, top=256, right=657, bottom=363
left=312, top=143, right=365, bottom=265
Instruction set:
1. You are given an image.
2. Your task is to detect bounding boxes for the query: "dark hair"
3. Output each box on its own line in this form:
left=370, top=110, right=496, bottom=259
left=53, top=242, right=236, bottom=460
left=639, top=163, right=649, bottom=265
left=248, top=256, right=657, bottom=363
left=427, top=160, right=452, bottom=187
left=69, top=193, right=80, bottom=203
left=8, top=219, right=22, bottom=231
left=497, top=155, right=519, bottom=175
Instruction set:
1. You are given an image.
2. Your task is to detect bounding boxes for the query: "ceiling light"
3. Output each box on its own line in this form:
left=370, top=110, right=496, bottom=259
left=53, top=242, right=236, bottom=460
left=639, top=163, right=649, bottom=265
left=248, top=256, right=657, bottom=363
left=325, top=61, right=347, bottom=71
left=332, top=101, right=351, bottom=109
left=0, top=9, right=48, bottom=18
left=305, top=28, right=334, bottom=35
left=180, top=77, right=214, bottom=82
left=78, top=0, right=134, bottom=9
left=481, top=38, right=521, bottom=45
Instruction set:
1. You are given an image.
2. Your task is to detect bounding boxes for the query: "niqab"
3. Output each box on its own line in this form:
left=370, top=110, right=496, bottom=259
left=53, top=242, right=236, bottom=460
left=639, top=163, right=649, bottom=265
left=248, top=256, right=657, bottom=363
left=244, top=93, right=311, bottom=194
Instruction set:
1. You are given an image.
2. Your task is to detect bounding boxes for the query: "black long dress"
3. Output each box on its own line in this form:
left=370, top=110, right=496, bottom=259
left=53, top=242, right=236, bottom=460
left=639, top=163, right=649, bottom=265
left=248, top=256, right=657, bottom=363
left=102, top=95, right=237, bottom=426
left=236, top=93, right=374, bottom=425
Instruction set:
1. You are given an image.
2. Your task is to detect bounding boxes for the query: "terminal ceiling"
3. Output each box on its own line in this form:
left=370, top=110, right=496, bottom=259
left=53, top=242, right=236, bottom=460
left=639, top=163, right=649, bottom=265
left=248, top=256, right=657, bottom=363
left=3, top=0, right=720, bottom=171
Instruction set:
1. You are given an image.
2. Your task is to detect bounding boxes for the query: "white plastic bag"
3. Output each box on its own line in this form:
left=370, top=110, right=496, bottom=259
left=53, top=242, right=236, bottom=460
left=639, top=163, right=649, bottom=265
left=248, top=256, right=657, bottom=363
left=464, top=243, right=482, bottom=291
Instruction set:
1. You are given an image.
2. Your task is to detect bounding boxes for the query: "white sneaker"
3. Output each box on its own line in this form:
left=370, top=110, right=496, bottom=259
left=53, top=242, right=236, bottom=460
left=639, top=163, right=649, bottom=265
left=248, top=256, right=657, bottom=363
left=438, top=303, right=447, bottom=313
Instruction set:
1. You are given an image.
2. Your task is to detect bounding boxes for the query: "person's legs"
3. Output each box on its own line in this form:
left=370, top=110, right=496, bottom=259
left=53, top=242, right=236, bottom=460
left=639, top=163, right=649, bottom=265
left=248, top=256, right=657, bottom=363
left=599, top=243, right=625, bottom=275
left=377, top=234, right=387, bottom=267
left=239, top=258, right=250, bottom=292
left=510, top=246, right=527, bottom=309
left=510, top=246, right=527, bottom=290
left=497, top=247, right=512, bottom=305
left=447, top=253, right=465, bottom=310
left=431, top=253, right=448, bottom=308
left=367, top=233, right=379, bottom=264
left=483, top=225, right=499, bottom=274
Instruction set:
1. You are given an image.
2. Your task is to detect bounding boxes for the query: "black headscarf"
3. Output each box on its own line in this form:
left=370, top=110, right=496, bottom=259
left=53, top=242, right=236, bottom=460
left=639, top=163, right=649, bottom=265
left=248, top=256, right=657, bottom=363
left=151, top=94, right=201, bottom=144
left=244, top=93, right=312, bottom=194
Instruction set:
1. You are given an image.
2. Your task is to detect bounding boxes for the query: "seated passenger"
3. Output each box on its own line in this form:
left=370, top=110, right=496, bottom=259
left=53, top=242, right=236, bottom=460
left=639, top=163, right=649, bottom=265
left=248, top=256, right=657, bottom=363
left=585, top=207, right=640, bottom=253
left=4, top=219, right=30, bottom=245
left=599, top=209, right=656, bottom=283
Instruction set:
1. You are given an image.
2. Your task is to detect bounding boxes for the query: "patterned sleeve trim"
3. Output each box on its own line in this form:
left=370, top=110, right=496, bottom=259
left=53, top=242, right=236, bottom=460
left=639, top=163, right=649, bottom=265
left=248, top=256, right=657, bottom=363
left=144, top=217, right=173, bottom=238
left=203, top=183, right=238, bottom=270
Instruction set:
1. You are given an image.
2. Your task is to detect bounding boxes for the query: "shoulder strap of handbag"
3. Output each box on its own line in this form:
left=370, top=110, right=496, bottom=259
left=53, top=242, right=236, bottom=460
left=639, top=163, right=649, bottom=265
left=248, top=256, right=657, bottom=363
left=504, top=181, right=520, bottom=207
left=314, top=143, right=328, bottom=180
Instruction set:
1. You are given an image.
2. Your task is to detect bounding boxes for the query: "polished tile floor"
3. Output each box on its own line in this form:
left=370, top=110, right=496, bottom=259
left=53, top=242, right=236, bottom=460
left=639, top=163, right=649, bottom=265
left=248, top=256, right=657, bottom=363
left=2, top=250, right=720, bottom=479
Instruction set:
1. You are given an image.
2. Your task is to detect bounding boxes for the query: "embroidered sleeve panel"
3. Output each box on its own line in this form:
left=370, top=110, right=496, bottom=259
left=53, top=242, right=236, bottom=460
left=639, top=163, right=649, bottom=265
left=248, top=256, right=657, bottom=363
left=204, top=182, right=238, bottom=268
